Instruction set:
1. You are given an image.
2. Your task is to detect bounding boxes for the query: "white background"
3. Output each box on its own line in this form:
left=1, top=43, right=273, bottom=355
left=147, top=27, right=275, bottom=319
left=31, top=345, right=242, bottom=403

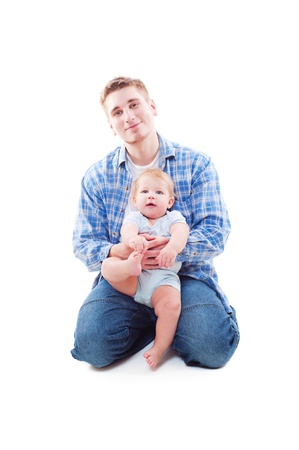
left=1, top=1, right=298, bottom=448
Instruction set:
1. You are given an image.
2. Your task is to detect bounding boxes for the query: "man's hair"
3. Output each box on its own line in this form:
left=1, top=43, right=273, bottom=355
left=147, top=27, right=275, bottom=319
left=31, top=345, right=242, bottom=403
left=133, top=168, right=175, bottom=198
left=100, top=76, right=150, bottom=113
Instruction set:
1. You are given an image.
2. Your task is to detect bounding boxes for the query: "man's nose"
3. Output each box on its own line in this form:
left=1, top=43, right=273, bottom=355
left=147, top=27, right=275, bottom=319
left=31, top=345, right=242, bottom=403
left=124, top=108, right=135, bottom=122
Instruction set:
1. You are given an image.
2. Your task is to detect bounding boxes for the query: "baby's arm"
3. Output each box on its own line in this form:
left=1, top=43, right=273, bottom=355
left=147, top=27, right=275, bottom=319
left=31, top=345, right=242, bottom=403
left=156, top=222, right=189, bottom=268
left=121, top=222, right=149, bottom=253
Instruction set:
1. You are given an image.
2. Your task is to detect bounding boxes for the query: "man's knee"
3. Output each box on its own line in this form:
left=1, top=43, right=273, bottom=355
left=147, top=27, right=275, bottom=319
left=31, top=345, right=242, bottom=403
left=173, top=305, right=240, bottom=368
left=71, top=325, right=116, bottom=368
left=70, top=298, right=130, bottom=367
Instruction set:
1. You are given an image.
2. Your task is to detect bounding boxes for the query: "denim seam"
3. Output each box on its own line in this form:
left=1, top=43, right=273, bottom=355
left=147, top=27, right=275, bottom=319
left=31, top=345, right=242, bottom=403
left=80, top=298, right=138, bottom=311
left=182, top=303, right=223, bottom=313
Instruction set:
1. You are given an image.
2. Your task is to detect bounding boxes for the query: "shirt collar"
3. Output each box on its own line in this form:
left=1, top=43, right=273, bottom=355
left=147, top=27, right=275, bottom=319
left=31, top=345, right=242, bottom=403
left=117, top=133, right=176, bottom=168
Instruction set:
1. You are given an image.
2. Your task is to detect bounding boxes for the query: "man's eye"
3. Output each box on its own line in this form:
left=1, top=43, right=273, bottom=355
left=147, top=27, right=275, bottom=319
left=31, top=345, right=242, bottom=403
left=113, top=110, right=122, bottom=117
left=130, top=102, right=139, bottom=108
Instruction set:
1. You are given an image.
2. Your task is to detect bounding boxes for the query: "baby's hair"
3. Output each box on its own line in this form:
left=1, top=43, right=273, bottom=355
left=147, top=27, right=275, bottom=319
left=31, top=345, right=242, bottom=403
left=132, top=168, right=175, bottom=197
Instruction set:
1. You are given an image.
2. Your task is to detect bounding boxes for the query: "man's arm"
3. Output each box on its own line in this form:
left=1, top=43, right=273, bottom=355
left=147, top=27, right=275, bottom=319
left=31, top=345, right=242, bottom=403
left=73, top=175, right=124, bottom=271
left=172, top=158, right=231, bottom=265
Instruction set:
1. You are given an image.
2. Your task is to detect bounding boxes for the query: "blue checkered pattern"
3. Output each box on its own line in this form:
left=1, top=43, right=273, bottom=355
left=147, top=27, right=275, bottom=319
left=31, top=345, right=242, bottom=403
left=73, top=134, right=232, bottom=311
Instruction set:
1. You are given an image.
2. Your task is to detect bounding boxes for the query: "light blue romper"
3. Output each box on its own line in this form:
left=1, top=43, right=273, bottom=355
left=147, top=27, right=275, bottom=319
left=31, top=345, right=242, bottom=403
left=122, top=210, right=187, bottom=307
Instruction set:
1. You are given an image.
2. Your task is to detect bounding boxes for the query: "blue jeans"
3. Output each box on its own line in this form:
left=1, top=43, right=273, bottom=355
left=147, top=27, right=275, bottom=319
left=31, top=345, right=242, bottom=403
left=71, top=276, right=240, bottom=368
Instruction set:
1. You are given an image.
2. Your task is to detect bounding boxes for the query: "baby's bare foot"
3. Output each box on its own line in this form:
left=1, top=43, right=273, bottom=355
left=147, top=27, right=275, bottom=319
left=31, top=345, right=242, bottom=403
left=143, top=345, right=165, bottom=368
left=128, top=251, right=143, bottom=276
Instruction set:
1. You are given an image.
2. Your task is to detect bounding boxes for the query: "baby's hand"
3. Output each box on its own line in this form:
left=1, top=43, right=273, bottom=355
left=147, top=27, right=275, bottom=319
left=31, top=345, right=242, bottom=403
left=129, top=235, right=149, bottom=253
left=156, top=247, right=177, bottom=269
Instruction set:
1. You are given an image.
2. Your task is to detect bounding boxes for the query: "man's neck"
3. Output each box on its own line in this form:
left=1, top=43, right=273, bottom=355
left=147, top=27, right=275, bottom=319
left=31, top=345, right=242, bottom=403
left=125, top=131, right=159, bottom=166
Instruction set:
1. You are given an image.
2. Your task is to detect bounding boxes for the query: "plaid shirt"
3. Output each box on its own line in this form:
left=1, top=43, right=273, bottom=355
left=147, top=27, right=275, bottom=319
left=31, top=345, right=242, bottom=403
left=73, top=134, right=232, bottom=312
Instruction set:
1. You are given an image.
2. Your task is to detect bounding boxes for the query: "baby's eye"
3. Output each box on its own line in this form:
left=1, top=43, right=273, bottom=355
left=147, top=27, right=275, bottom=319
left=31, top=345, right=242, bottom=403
left=141, top=189, right=148, bottom=194
left=156, top=190, right=164, bottom=195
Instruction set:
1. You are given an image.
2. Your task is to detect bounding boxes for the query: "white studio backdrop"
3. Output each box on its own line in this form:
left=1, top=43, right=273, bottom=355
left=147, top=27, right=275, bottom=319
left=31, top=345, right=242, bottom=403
left=1, top=0, right=297, bottom=325
left=0, top=1, right=298, bottom=448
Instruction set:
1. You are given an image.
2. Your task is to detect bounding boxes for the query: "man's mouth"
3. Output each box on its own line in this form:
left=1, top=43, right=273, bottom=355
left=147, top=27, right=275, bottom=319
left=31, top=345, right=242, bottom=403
left=126, top=122, right=141, bottom=131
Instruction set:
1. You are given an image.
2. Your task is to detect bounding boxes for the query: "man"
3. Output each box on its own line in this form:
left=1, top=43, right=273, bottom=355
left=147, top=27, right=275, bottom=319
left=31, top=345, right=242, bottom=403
left=71, top=76, right=240, bottom=368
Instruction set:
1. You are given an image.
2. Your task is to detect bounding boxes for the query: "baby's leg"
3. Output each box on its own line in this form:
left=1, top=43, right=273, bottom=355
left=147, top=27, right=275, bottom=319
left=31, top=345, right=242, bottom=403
left=143, top=285, right=181, bottom=368
left=101, top=251, right=142, bottom=297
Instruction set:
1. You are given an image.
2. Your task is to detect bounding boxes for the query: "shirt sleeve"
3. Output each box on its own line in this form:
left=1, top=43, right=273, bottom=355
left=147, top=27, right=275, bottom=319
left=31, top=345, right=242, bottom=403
left=72, top=174, right=113, bottom=272
left=168, top=210, right=187, bottom=226
left=175, top=158, right=231, bottom=264
left=122, top=211, right=141, bottom=227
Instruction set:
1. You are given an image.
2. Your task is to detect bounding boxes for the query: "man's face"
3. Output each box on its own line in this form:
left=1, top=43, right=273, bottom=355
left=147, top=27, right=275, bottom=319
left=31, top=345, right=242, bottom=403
left=105, top=86, right=158, bottom=144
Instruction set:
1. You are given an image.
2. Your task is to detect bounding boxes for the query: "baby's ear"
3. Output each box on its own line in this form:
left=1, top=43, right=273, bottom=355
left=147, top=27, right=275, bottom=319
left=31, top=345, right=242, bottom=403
left=168, top=197, right=175, bottom=208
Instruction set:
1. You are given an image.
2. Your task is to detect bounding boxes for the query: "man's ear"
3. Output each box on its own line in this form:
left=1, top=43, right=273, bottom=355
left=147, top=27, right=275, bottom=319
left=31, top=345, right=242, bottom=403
left=109, top=121, right=117, bottom=136
left=150, top=99, right=158, bottom=116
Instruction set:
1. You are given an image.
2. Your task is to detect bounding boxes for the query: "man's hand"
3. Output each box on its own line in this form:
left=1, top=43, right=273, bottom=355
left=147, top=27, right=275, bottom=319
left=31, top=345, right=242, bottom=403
left=139, top=234, right=169, bottom=270
left=108, top=234, right=169, bottom=267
